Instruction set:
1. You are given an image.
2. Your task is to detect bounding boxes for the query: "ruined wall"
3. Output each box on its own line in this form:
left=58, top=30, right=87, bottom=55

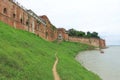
left=57, top=28, right=68, bottom=41
left=0, top=0, right=28, bottom=30
left=68, top=37, right=106, bottom=48
left=99, top=39, right=106, bottom=48
left=0, top=0, right=106, bottom=47
left=40, top=15, right=58, bottom=41
left=0, top=0, right=48, bottom=40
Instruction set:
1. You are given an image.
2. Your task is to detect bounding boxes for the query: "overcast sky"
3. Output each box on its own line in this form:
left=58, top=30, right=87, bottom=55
left=16, top=0, right=120, bottom=45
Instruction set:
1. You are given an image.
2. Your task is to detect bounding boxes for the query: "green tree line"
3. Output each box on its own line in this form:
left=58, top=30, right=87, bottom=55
left=68, top=28, right=100, bottom=38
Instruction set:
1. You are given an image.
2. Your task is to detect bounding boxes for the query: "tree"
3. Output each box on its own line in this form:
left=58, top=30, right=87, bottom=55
left=68, top=28, right=100, bottom=38
left=68, top=28, right=77, bottom=36
left=86, top=31, right=92, bottom=38
left=91, top=32, right=100, bottom=38
left=77, top=31, right=85, bottom=37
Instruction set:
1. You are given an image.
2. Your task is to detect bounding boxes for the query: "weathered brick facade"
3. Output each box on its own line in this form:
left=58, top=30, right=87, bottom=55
left=68, top=37, right=106, bottom=48
left=99, top=39, right=106, bottom=48
left=0, top=0, right=60, bottom=41
left=40, top=15, right=58, bottom=41
left=0, top=0, right=106, bottom=48
left=57, top=28, right=68, bottom=41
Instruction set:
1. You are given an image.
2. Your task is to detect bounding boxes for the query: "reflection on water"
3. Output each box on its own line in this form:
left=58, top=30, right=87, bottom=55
left=76, top=46, right=120, bottom=80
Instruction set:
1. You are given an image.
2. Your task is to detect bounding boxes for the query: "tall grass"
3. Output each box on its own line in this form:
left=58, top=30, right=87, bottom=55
left=0, top=21, right=101, bottom=80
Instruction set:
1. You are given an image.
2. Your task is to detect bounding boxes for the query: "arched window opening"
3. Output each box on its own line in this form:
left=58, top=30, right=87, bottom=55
left=26, top=21, right=29, bottom=26
left=3, top=8, right=7, bottom=14
left=13, top=13, right=16, bottom=18
left=20, top=18, right=23, bottom=24
left=46, top=32, right=48, bottom=39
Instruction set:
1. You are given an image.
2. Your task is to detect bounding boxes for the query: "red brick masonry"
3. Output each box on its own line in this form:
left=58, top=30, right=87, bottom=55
left=0, top=0, right=106, bottom=48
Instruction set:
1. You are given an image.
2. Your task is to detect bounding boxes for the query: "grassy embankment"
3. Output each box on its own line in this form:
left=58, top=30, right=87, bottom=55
left=0, top=21, right=101, bottom=80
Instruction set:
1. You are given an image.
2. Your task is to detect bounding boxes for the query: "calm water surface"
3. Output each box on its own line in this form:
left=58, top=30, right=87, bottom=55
left=76, top=46, right=120, bottom=80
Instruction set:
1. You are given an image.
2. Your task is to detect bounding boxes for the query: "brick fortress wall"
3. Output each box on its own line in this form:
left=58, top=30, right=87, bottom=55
left=0, top=0, right=106, bottom=48
left=68, top=37, right=106, bottom=48
left=0, top=0, right=57, bottom=41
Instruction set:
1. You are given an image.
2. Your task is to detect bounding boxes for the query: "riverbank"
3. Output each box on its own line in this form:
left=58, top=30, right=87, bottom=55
left=76, top=46, right=120, bottom=80
left=0, top=21, right=101, bottom=80
left=56, top=42, right=102, bottom=80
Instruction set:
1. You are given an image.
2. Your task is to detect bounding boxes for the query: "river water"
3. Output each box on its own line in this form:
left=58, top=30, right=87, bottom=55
left=76, top=46, right=120, bottom=80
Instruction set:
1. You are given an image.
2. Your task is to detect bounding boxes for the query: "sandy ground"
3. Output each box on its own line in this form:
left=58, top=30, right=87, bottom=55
left=52, top=54, right=61, bottom=80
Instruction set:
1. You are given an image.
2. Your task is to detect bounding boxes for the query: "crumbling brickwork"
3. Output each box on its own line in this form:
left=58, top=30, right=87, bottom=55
left=0, top=0, right=106, bottom=48
left=68, top=37, right=106, bottom=48
left=57, top=28, right=68, bottom=41
left=40, top=15, right=58, bottom=41
left=0, top=0, right=59, bottom=41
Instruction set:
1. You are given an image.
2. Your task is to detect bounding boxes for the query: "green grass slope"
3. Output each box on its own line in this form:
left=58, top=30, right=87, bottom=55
left=0, top=21, right=101, bottom=80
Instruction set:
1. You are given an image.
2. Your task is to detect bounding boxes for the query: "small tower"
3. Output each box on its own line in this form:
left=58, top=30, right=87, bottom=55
left=57, top=28, right=68, bottom=41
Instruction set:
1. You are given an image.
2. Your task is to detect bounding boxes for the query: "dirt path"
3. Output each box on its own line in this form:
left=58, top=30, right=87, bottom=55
left=52, top=54, right=61, bottom=80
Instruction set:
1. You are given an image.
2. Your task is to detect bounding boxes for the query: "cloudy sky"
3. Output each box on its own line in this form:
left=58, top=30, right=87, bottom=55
left=16, top=0, right=120, bottom=45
